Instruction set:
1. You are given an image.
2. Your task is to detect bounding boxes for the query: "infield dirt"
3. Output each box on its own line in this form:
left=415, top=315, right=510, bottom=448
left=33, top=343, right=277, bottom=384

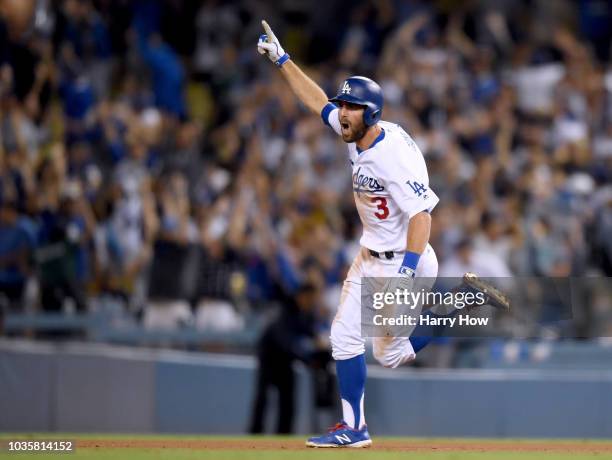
left=76, top=438, right=612, bottom=453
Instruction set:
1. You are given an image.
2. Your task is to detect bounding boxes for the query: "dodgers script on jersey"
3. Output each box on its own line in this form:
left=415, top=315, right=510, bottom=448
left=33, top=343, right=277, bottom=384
left=322, top=105, right=439, bottom=253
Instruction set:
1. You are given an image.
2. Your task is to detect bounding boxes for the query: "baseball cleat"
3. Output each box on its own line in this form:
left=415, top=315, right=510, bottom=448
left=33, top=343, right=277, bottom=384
left=305, top=421, right=372, bottom=448
left=462, top=272, right=511, bottom=310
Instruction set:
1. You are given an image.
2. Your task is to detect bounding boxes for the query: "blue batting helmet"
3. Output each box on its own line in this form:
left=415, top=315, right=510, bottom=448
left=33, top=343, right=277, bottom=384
left=329, top=76, right=384, bottom=126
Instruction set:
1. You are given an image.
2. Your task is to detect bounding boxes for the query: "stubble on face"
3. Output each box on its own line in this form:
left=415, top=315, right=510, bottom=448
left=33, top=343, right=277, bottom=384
left=340, top=107, right=367, bottom=143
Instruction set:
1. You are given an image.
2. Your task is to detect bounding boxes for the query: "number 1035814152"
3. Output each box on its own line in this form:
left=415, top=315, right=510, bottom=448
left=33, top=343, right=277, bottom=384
left=4, top=440, right=74, bottom=453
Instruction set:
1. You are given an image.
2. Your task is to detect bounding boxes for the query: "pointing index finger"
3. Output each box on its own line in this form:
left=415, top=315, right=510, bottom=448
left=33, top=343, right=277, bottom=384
left=261, top=20, right=274, bottom=42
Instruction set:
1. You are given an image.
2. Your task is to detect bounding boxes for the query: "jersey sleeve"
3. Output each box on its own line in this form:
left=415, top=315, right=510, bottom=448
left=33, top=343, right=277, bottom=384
left=385, top=159, right=440, bottom=218
left=320, top=103, right=342, bottom=136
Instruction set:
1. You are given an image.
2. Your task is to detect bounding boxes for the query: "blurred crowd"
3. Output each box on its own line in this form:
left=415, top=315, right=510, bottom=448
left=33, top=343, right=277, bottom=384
left=0, top=0, right=611, bottom=338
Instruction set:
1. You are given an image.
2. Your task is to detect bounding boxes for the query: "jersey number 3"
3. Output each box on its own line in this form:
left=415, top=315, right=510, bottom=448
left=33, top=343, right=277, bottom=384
left=371, top=197, right=389, bottom=219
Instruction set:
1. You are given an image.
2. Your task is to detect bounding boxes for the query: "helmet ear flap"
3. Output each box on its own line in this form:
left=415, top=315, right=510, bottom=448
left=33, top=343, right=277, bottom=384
left=364, top=108, right=380, bottom=126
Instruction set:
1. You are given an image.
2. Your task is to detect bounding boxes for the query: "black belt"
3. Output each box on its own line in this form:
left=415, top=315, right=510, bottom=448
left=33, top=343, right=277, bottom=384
left=368, top=249, right=395, bottom=260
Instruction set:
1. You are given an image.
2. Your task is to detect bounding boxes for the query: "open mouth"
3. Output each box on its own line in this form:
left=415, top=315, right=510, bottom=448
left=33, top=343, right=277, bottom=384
left=341, top=122, right=350, bottom=130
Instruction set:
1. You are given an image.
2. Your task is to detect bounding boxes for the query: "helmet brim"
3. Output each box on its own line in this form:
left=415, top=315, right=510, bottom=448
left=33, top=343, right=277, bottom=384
left=328, top=94, right=369, bottom=107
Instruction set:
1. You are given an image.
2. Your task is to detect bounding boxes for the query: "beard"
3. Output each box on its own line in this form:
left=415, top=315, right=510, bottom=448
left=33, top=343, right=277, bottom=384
left=341, top=121, right=367, bottom=143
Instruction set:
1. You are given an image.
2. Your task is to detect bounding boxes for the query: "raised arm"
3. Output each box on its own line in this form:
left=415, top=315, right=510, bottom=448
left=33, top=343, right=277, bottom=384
left=279, top=60, right=328, bottom=115
left=257, top=20, right=328, bottom=115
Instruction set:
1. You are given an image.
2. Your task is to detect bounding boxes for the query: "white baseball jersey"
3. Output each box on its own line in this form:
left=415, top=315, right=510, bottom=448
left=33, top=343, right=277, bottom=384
left=321, top=104, right=439, bottom=253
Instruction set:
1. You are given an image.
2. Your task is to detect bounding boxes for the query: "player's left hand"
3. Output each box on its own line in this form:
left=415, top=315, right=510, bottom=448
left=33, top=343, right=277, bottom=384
left=382, top=272, right=415, bottom=300
left=257, top=20, right=290, bottom=67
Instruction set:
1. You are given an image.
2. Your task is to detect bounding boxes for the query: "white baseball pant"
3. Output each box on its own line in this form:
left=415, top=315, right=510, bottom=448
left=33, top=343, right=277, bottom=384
left=331, top=244, right=439, bottom=368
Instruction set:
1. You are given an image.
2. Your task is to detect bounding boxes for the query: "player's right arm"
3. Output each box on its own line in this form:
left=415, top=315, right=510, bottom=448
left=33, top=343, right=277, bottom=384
left=257, top=20, right=328, bottom=117
left=278, top=60, right=328, bottom=115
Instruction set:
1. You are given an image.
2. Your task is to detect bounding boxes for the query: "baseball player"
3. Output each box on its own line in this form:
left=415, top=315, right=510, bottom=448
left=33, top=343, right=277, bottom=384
left=257, top=20, right=505, bottom=448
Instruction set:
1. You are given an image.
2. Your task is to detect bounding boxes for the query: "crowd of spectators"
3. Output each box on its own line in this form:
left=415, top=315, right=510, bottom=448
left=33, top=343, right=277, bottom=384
left=0, top=0, right=610, bottom=338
